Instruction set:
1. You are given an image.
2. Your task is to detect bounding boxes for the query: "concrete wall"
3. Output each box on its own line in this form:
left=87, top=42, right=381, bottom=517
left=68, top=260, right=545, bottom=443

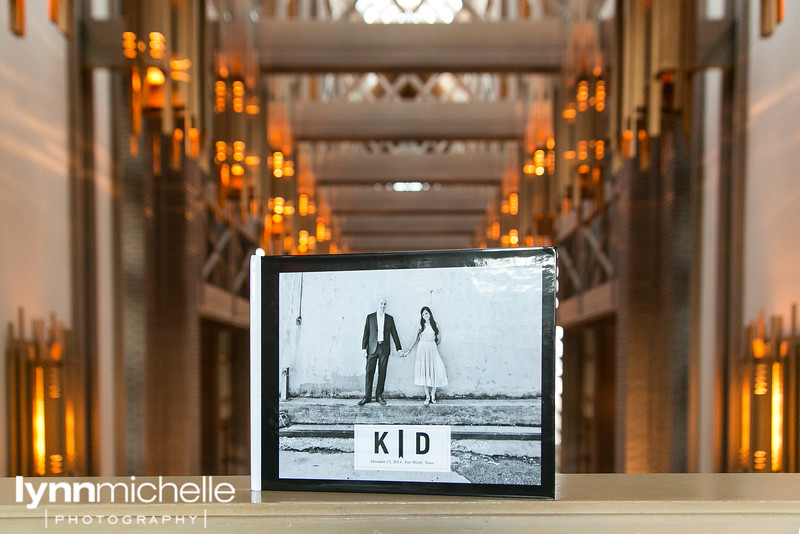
left=0, top=3, right=70, bottom=477
left=743, top=4, right=800, bottom=323
left=278, top=263, right=544, bottom=398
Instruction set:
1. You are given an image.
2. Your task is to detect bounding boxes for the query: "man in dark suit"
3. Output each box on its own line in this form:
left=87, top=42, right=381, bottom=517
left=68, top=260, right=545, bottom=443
left=359, top=297, right=402, bottom=406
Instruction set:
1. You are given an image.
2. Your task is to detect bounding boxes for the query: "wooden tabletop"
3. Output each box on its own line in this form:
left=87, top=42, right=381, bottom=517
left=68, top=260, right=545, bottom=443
left=2, top=474, right=800, bottom=533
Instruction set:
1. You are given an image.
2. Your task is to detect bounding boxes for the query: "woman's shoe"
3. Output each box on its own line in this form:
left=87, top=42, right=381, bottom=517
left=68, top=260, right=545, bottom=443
left=423, top=398, right=430, bottom=406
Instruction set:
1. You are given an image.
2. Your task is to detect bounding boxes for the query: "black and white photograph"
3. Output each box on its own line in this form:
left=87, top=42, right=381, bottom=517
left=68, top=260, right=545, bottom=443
left=253, top=247, right=556, bottom=498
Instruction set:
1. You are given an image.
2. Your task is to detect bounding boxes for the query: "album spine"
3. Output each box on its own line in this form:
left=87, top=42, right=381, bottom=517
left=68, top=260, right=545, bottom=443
left=249, top=254, right=262, bottom=503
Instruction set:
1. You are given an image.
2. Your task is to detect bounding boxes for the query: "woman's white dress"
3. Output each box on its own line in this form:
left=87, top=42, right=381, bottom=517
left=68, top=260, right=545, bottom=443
left=414, top=326, right=448, bottom=387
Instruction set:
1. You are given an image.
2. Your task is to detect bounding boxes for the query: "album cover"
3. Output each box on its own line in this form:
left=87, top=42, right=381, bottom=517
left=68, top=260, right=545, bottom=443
left=250, top=247, right=556, bottom=500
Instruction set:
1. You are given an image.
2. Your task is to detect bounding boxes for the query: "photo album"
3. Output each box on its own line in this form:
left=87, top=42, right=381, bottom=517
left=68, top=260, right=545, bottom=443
left=250, top=247, right=556, bottom=499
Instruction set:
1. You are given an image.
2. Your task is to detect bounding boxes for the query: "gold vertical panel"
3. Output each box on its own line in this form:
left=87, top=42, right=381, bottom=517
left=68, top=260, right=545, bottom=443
left=9, top=0, right=25, bottom=36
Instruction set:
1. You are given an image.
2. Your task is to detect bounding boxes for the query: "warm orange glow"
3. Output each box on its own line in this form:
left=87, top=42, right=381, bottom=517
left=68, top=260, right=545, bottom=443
left=501, top=199, right=510, bottom=214
left=535, top=167, right=545, bottom=176
left=577, top=81, right=589, bottom=102
left=123, top=32, right=138, bottom=58
left=299, top=194, right=309, bottom=216
left=171, top=71, right=191, bottom=82
left=562, top=107, right=577, bottom=121
left=34, top=367, right=46, bottom=476
left=546, top=137, right=555, bottom=150
left=153, top=134, right=162, bottom=175
left=220, top=164, right=230, bottom=187
left=148, top=32, right=166, bottom=59
left=245, top=156, right=260, bottom=166
left=246, top=103, right=260, bottom=115
left=215, top=80, right=227, bottom=113
left=563, top=150, right=576, bottom=161
left=299, top=230, right=309, bottom=246
left=273, top=214, right=283, bottom=223
left=752, top=337, right=766, bottom=358
left=772, top=362, right=783, bottom=471
left=741, top=375, right=750, bottom=468
left=754, top=450, right=767, bottom=470
left=170, top=58, right=192, bottom=71
left=491, top=221, right=500, bottom=241
left=215, top=141, right=227, bottom=162
left=66, top=401, right=75, bottom=468
left=523, top=164, right=536, bottom=175
left=146, top=67, right=166, bottom=86
left=596, top=140, right=605, bottom=160
left=754, top=363, right=768, bottom=396
left=231, top=164, right=244, bottom=176
left=547, top=150, right=556, bottom=174
left=284, top=205, right=295, bottom=216
left=188, top=128, right=200, bottom=159
left=509, top=193, right=518, bottom=215
left=621, top=129, right=634, bottom=158
left=577, top=141, right=588, bottom=160
left=500, top=235, right=510, bottom=246
left=578, top=164, right=591, bottom=174
left=316, top=220, right=326, bottom=242
left=509, top=229, right=519, bottom=245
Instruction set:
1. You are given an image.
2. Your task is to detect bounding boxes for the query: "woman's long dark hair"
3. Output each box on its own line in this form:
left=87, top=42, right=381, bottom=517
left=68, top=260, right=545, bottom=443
left=419, top=306, right=439, bottom=343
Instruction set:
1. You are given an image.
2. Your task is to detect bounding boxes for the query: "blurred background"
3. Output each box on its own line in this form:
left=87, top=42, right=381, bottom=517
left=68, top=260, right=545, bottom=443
left=1, top=0, right=798, bottom=478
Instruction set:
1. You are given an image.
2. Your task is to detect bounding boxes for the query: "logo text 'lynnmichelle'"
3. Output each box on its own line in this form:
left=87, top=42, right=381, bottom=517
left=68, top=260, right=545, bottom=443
left=16, top=476, right=236, bottom=510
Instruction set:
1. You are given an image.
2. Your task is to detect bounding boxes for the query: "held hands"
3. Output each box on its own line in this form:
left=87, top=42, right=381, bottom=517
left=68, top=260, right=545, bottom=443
left=362, top=348, right=367, bottom=358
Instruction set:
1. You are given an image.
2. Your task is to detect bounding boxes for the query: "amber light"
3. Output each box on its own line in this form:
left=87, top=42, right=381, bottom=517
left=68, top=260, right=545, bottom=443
left=214, top=81, right=227, bottom=113
left=148, top=32, right=166, bottom=59
left=298, top=194, right=309, bottom=216
left=215, top=141, right=227, bottom=163
left=232, top=81, right=244, bottom=113
left=771, top=362, right=783, bottom=471
left=33, top=367, right=46, bottom=476
left=509, top=193, right=519, bottom=216
left=122, top=31, right=138, bottom=59
left=316, top=219, right=326, bottom=242
left=146, top=67, right=166, bottom=86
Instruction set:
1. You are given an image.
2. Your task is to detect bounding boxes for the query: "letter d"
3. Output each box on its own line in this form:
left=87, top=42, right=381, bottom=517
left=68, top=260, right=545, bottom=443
left=416, top=432, right=430, bottom=455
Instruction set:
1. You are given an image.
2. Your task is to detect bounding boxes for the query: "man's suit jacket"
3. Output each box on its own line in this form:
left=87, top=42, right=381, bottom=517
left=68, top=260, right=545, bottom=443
left=362, top=312, right=402, bottom=355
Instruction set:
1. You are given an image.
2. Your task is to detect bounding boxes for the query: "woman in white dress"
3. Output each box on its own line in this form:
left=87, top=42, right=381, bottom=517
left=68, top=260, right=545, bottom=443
left=401, top=306, right=448, bottom=405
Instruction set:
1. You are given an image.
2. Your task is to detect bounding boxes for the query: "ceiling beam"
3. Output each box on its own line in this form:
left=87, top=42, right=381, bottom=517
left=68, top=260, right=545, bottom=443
left=254, top=20, right=565, bottom=73
left=321, top=185, right=497, bottom=212
left=344, top=234, right=477, bottom=252
left=312, top=152, right=509, bottom=184
left=292, top=102, right=525, bottom=141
